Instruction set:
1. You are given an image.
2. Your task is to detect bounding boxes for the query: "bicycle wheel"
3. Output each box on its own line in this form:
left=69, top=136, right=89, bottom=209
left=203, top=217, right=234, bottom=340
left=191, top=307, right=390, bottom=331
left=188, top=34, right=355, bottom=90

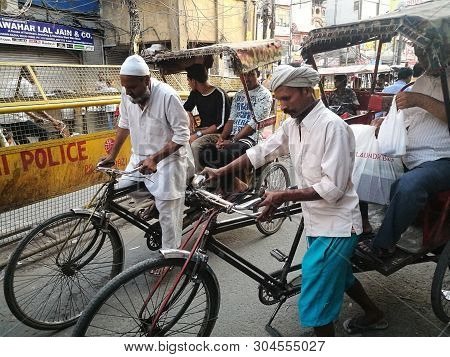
left=255, top=162, right=291, bottom=235
left=73, top=255, right=220, bottom=337
left=431, top=240, right=450, bottom=323
left=4, top=211, right=124, bottom=330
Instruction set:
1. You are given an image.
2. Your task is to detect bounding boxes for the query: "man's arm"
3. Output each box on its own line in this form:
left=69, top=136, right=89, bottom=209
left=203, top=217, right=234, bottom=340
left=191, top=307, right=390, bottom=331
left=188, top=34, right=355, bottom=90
left=396, top=91, right=447, bottom=123
left=233, top=124, right=255, bottom=141
left=141, top=93, right=190, bottom=173
left=99, top=127, right=129, bottom=166
left=257, top=187, right=321, bottom=222
left=219, top=120, right=233, bottom=140
left=187, top=112, right=196, bottom=133
left=139, top=140, right=183, bottom=173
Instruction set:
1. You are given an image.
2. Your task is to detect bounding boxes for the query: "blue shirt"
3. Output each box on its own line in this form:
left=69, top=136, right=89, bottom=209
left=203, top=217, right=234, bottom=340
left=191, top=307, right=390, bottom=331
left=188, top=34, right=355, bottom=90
left=382, top=80, right=411, bottom=94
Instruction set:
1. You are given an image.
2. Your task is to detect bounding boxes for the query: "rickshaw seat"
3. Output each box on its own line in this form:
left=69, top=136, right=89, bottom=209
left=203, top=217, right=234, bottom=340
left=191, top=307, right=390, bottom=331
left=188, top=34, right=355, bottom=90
left=422, top=190, right=450, bottom=248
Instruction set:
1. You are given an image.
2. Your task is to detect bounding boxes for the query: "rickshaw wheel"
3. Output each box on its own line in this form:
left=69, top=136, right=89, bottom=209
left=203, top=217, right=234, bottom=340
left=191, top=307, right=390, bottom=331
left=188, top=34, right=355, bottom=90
left=254, top=162, right=291, bottom=236
left=431, top=240, right=450, bottom=323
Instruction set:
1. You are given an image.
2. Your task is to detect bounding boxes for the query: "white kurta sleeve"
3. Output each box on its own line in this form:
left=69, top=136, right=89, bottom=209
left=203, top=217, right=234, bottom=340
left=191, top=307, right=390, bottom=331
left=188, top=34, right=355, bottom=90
left=246, top=119, right=290, bottom=169
left=165, top=94, right=190, bottom=145
left=118, top=93, right=130, bottom=130
left=312, top=123, right=354, bottom=204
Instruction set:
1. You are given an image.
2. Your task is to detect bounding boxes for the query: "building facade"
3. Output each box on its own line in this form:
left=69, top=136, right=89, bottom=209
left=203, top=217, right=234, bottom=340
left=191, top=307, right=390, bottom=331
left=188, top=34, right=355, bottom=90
left=0, top=0, right=103, bottom=64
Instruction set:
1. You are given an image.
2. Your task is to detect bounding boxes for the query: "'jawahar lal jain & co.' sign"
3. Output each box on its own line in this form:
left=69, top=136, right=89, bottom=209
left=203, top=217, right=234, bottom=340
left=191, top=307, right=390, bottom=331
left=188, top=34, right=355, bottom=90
left=0, top=16, right=94, bottom=51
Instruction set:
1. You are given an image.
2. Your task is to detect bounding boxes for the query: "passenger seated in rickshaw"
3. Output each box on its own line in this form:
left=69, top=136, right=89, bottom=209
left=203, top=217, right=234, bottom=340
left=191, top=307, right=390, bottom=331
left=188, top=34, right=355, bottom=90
left=183, top=64, right=231, bottom=171
left=201, top=68, right=272, bottom=193
left=327, top=74, right=360, bottom=116
left=361, top=57, right=450, bottom=259
left=382, top=67, right=413, bottom=94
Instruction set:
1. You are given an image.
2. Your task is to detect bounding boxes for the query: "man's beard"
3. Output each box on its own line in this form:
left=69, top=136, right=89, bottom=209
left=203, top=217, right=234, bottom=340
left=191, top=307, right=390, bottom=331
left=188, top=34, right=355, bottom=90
left=129, top=87, right=151, bottom=104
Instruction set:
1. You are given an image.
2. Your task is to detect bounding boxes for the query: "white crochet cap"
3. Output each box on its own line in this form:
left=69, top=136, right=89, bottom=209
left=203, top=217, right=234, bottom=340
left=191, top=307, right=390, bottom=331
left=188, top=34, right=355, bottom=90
left=120, top=54, right=150, bottom=76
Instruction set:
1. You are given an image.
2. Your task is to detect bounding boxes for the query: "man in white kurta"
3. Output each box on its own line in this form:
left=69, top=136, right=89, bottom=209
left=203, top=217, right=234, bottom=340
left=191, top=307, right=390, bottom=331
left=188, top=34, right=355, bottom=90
left=100, top=55, right=191, bottom=249
left=203, top=65, right=385, bottom=336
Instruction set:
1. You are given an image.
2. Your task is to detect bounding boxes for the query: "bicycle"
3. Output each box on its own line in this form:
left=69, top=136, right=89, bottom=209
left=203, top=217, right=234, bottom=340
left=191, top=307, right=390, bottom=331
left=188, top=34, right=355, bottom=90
left=4, top=161, right=291, bottom=331
left=72, top=175, right=303, bottom=337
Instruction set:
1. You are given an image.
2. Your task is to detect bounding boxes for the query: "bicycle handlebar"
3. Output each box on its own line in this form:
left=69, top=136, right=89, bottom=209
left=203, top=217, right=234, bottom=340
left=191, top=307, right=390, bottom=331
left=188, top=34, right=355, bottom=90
left=190, top=174, right=261, bottom=217
left=96, top=165, right=144, bottom=176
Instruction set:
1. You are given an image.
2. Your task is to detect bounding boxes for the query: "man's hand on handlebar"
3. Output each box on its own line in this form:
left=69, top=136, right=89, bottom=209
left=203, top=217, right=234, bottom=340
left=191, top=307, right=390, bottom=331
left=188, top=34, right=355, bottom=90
left=201, top=167, right=223, bottom=182
left=98, top=156, right=116, bottom=168
left=138, top=156, right=157, bottom=175
left=257, top=191, right=286, bottom=222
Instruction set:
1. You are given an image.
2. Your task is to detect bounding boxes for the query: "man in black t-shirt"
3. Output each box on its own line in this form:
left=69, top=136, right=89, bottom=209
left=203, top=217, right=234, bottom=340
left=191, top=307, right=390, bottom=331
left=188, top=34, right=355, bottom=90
left=183, top=64, right=230, bottom=171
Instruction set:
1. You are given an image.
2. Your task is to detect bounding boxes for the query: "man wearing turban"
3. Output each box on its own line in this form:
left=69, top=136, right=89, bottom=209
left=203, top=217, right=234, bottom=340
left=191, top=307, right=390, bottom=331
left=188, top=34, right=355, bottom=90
left=203, top=64, right=386, bottom=336
left=99, top=55, right=193, bottom=249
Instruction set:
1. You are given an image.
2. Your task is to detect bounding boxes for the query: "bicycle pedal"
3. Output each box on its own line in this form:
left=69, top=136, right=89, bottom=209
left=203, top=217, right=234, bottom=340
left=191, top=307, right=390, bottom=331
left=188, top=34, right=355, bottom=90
left=270, top=249, right=288, bottom=262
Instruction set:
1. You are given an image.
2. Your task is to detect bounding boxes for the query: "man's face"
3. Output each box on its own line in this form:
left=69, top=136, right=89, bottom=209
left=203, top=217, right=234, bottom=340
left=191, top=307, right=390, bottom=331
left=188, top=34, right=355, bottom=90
left=243, top=70, right=258, bottom=90
left=120, top=75, right=150, bottom=104
left=274, top=86, right=311, bottom=118
left=187, top=77, right=196, bottom=91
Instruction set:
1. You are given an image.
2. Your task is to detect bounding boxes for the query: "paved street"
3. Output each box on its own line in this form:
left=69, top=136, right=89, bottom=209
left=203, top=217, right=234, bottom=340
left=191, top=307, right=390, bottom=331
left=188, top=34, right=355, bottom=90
left=0, top=210, right=448, bottom=338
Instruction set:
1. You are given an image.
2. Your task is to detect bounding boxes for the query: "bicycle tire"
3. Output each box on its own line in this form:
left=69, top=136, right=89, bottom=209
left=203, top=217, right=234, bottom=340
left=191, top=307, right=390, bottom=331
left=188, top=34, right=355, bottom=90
left=4, top=211, right=124, bottom=330
left=73, top=255, right=220, bottom=337
left=255, top=162, right=291, bottom=236
left=431, top=240, right=450, bottom=323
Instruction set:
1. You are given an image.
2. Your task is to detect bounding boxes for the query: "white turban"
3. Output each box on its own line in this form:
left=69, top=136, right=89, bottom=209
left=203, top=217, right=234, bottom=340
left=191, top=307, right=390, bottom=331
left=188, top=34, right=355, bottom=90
left=269, top=65, right=320, bottom=91
left=120, top=55, right=150, bottom=76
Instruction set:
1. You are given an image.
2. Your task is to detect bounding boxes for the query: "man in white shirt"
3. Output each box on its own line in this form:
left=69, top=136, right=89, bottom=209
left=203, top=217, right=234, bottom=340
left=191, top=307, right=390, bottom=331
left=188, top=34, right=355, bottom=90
left=203, top=65, right=385, bottom=336
left=99, top=55, right=192, bottom=249
left=368, top=65, right=450, bottom=257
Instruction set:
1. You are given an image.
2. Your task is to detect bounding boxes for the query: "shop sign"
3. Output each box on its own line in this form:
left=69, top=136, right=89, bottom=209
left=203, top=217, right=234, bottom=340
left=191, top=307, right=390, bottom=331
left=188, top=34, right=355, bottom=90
left=0, top=16, right=94, bottom=51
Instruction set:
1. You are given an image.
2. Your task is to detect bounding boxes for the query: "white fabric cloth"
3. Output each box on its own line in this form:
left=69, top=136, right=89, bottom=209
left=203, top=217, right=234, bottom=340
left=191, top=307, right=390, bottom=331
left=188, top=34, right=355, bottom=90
left=246, top=100, right=363, bottom=237
left=269, top=65, right=320, bottom=91
left=120, top=55, right=150, bottom=76
left=401, top=71, right=450, bottom=169
left=118, top=78, right=192, bottom=200
left=117, top=178, right=184, bottom=249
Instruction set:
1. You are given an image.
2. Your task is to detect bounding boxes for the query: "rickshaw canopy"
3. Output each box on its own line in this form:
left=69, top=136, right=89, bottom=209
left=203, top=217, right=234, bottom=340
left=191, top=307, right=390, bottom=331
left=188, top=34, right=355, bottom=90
left=301, top=0, right=449, bottom=69
left=142, top=39, right=282, bottom=75
left=318, top=64, right=391, bottom=76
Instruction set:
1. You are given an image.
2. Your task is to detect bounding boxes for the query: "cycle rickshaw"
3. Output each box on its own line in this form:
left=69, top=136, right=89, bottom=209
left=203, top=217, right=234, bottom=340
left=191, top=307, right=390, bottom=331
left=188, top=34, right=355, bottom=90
left=3, top=40, right=298, bottom=331
left=73, top=2, right=449, bottom=337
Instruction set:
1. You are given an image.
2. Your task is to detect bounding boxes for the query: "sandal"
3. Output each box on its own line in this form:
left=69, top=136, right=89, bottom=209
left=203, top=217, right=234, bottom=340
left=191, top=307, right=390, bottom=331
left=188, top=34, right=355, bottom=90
left=343, top=316, right=389, bottom=334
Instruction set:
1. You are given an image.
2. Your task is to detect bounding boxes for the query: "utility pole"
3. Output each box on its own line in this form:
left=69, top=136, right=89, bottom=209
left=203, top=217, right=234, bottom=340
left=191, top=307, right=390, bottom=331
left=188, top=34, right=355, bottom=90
left=262, top=0, right=269, bottom=39
left=289, top=0, right=293, bottom=62
left=396, top=35, right=404, bottom=65
left=270, top=0, right=275, bottom=39
left=124, top=0, right=142, bottom=54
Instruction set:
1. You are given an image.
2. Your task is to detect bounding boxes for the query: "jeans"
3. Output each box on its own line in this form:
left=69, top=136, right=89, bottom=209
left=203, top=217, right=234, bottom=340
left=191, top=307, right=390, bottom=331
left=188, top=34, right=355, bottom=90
left=190, top=133, right=220, bottom=172
left=373, top=158, right=450, bottom=249
left=202, top=140, right=252, bottom=191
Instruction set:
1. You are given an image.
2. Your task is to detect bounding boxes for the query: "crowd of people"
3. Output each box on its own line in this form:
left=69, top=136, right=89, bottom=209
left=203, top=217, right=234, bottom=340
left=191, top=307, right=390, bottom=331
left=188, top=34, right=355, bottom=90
left=2, top=53, right=448, bottom=337
left=97, top=53, right=449, bottom=337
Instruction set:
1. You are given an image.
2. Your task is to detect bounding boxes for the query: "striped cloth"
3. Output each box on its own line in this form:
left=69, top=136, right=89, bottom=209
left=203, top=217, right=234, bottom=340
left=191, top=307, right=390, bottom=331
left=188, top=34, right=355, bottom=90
left=402, top=71, right=450, bottom=170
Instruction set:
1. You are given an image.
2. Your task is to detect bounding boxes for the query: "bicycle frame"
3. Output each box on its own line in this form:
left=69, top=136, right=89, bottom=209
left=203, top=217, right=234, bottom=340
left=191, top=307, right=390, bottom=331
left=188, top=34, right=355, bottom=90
left=144, top=199, right=304, bottom=336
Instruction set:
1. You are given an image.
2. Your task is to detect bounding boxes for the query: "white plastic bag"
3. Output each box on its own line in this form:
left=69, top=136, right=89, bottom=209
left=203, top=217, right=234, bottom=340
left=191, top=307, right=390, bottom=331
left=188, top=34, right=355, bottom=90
left=351, top=125, right=404, bottom=205
left=377, top=97, right=408, bottom=157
